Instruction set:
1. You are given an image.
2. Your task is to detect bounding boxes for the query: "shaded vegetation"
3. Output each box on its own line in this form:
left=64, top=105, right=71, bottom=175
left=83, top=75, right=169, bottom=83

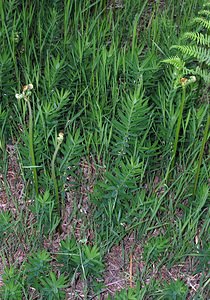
left=0, top=0, right=209, bottom=299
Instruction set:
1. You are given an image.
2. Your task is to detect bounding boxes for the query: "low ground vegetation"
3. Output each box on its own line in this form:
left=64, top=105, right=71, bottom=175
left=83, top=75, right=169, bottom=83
left=0, top=0, right=209, bottom=299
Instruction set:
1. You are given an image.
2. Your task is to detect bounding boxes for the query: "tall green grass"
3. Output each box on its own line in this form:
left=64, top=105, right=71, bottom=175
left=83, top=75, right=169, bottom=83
left=0, top=0, right=209, bottom=299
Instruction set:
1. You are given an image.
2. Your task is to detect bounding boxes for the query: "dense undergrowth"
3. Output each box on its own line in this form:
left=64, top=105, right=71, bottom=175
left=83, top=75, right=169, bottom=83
left=0, top=0, right=209, bottom=299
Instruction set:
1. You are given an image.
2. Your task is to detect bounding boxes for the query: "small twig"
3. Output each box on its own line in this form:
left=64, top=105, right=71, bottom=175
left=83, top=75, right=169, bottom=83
left=129, top=252, right=133, bottom=287
left=106, top=279, right=126, bottom=287
left=51, top=132, right=64, bottom=233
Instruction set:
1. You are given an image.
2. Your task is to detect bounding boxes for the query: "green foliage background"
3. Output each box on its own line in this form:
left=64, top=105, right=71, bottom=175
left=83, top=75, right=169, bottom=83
left=0, top=0, right=209, bottom=299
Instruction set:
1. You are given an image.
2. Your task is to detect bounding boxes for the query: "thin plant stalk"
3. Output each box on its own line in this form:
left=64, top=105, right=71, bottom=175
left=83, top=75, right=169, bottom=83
left=51, top=132, right=64, bottom=232
left=17, top=85, right=39, bottom=196
left=193, top=113, right=210, bottom=197
left=26, top=98, right=39, bottom=196
left=166, top=84, right=186, bottom=183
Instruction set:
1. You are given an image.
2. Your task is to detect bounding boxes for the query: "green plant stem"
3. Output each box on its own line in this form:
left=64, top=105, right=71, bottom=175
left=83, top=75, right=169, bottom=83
left=193, top=112, right=210, bottom=197
left=167, top=85, right=186, bottom=183
left=113, top=0, right=116, bottom=19
left=51, top=141, right=63, bottom=232
left=26, top=99, right=38, bottom=196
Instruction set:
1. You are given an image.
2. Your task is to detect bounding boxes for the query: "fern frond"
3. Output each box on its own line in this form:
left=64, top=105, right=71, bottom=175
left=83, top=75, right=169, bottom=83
left=93, top=158, right=142, bottom=209
left=112, top=89, right=151, bottom=157
left=58, top=129, right=84, bottom=184
left=42, top=89, right=71, bottom=127
left=164, top=2, right=210, bottom=85
left=198, top=10, right=210, bottom=17
left=182, top=32, right=210, bottom=47
left=203, top=2, right=210, bottom=8
left=171, top=45, right=210, bottom=65
left=193, top=17, right=210, bottom=30
left=162, top=56, right=185, bottom=70
left=184, top=67, right=210, bottom=83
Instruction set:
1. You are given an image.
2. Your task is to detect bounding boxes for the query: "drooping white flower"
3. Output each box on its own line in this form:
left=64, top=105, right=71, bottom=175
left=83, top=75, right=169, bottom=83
left=57, top=132, right=64, bottom=144
left=15, top=93, right=23, bottom=99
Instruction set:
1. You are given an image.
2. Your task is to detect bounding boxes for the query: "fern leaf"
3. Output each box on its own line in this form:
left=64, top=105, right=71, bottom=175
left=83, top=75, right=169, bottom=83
left=112, top=89, right=151, bottom=157
left=59, top=130, right=84, bottom=171
left=193, top=17, right=210, bottom=30
left=203, top=3, right=210, bottom=9
left=162, top=56, right=185, bottom=70
left=93, top=158, right=142, bottom=209
left=198, top=9, right=210, bottom=17
left=163, top=1, right=210, bottom=85
left=58, top=129, right=84, bottom=186
left=184, top=67, right=210, bottom=84
left=182, top=32, right=210, bottom=47
left=171, top=45, right=210, bottom=65
left=43, top=89, right=71, bottom=127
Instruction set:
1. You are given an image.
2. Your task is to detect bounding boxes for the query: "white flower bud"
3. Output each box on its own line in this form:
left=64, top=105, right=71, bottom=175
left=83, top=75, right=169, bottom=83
left=57, top=132, right=64, bottom=144
left=28, top=84, right=33, bottom=90
left=15, top=93, right=23, bottom=99
left=22, top=84, right=33, bottom=92
left=189, top=76, right=196, bottom=83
